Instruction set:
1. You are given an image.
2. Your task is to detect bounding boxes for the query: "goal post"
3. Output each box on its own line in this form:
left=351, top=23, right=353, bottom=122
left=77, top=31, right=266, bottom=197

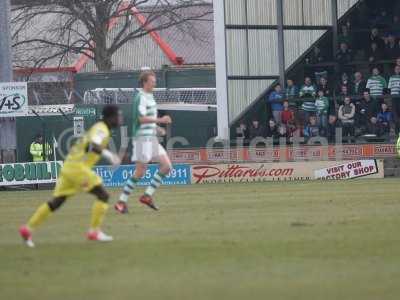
left=83, top=88, right=217, bottom=112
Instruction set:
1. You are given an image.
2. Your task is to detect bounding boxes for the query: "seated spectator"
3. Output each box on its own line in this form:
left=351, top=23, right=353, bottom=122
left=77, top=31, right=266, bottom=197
left=366, top=28, right=384, bottom=50
left=367, top=117, right=380, bottom=136
left=315, top=90, right=329, bottom=131
left=384, top=34, right=399, bottom=59
left=338, top=96, right=355, bottom=137
left=248, top=119, right=265, bottom=140
left=336, top=42, right=353, bottom=65
left=367, top=42, right=384, bottom=63
left=352, top=71, right=366, bottom=97
left=355, top=91, right=379, bottom=135
left=281, top=100, right=295, bottom=125
left=338, top=25, right=353, bottom=47
left=393, top=15, right=400, bottom=36
left=265, top=119, right=279, bottom=139
left=285, top=79, right=299, bottom=108
left=389, top=65, right=400, bottom=127
left=326, top=115, right=338, bottom=143
left=317, top=77, right=331, bottom=97
left=366, top=67, right=387, bottom=97
left=306, top=46, right=324, bottom=64
left=236, top=122, right=249, bottom=140
left=303, top=115, right=320, bottom=139
left=377, top=102, right=393, bottom=136
left=268, top=84, right=284, bottom=124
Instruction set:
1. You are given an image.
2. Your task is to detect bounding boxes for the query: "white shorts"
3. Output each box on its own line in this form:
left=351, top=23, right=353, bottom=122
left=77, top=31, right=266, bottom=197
left=131, top=137, right=167, bottom=163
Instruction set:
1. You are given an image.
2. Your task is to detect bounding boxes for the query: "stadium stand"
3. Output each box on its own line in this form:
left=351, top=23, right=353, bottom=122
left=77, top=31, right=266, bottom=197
left=237, top=0, right=400, bottom=145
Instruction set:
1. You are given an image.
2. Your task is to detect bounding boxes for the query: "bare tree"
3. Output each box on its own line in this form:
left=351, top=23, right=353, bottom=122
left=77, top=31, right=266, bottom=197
left=11, top=0, right=213, bottom=71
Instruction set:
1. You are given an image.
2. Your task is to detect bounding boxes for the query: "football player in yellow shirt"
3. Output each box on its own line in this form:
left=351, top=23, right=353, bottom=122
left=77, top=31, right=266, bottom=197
left=19, top=105, right=122, bottom=247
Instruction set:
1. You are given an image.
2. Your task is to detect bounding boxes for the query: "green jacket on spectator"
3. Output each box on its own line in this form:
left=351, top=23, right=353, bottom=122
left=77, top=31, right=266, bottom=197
left=315, top=96, right=329, bottom=114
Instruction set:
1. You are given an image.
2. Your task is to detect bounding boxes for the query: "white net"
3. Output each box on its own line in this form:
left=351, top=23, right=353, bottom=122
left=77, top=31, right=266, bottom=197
left=83, top=88, right=217, bottom=110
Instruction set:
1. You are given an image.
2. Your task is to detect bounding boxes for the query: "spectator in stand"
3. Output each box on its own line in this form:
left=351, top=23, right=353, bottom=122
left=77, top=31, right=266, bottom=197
left=315, top=90, right=329, bottom=132
left=367, top=28, right=384, bottom=50
left=366, top=67, right=387, bottom=97
left=384, top=34, right=399, bottom=59
left=248, top=119, right=265, bottom=140
left=306, top=46, right=324, bottom=64
left=268, top=84, right=284, bottom=124
left=265, top=119, right=279, bottom=139
left=338, top=25, right=353, bottom=47
left=326, top=115, right=338, bottom=143
left=367, top=117, right=380, bottom=136
left=375, top=10, right=392, bottom=31
left=337, top=84, right=351, bottom=107
left=393, top=15, right=400, bottom=36
left=338, top=96, right=356, bottom=137
left=377, top=102, right=393, bottom=137
left=337, top=72, right=352, bottom=93
left=303, top=115, right=320, bottom=139
left=281, top=100, right=295, bottom=125
left=236, top=122, right=249, bottom=140
left=389, top=65, right=400, bottom=130
left=396, top=57, right=400, bottom=68
left=300, top=77, right=317, bottom=123
left=285, top=79, right=299, bottom=109
left=355, top=91, right=379, bottom=135
left=367, top=42, right=384, bottom=63
left=317, top=77, right=331, bottom=97
left=336, top=42, right=353, bottom=65
left=352, top=71, right=367, bottom=97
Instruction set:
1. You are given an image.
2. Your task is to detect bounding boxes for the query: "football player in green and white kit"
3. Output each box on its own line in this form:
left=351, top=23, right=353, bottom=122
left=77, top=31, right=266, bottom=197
left=115, top=71, right=172, bottom=213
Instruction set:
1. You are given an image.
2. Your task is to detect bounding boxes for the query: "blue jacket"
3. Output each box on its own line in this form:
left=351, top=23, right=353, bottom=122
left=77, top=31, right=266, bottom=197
left=268, top=91, right=283, bottom=111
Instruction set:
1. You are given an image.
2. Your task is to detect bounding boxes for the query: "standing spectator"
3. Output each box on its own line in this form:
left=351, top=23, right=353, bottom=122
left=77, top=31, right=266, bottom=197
left=303, top=115, right=320, bottom=139
left=299, top=77, right=317, bottom=122
left=285, top=79, right=299, bottom=108
left=385, top=34, right=399, bottom=59
left=30, top=134, right=52, bottom=162
left=338, top=96, right=356, bottom=137
left=281, top=100, right=295, bottom=125
left=367, top=42, right=384, bottom=63
left=366, top=67, right=387, bottom=97
left=317, top=77, right=331, bottom=97
left=265, top=119, right=279, bottom=139
left=299, top=77, right=317, bottom=98
left=315, top=90, right=329, bottom=131
left=337, top=73, right=352, bottom=94
left=248, top=119, right=265, bottom=140
left=336, top=42, right=353, bottom=65
left=389, top=65, right=400, bottom=130
left=355, top=91, right=379, bottom=135
left=377, top=102, right=393, bottom=136
left=352, top=71, right=367, bottom=97
left=268, top=84, right=284, bottom=124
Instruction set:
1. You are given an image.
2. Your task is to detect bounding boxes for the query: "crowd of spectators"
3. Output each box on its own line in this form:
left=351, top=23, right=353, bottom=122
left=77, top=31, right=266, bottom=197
left=236, top=1, right=400, bottom=145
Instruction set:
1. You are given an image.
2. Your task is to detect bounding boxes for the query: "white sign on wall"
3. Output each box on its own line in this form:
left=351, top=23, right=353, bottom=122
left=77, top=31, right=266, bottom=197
left=0, top=82, right=28, bottom=117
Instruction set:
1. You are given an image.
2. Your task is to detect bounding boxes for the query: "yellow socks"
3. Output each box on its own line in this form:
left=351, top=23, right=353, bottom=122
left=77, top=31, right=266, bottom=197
left=90, top=201, right=109, bottom=231
left=27, top=203, right=52, bottom=230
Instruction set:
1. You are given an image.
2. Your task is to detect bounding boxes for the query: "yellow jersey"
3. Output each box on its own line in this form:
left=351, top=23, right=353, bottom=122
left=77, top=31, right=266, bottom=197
left=65, top=121, right=111, bottom=168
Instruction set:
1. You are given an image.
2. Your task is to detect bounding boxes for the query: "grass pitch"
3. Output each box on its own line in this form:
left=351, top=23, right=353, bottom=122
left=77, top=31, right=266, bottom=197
left=1, top=179, right=400, bottom=300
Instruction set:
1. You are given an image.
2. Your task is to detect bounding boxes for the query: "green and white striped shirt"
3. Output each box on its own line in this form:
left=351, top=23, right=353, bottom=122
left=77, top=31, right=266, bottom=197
left=389, top=74, right=400, bottom=96
left=132, top=90, right=157, bottom=137
left=366, top=75, right=387, bottom=96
